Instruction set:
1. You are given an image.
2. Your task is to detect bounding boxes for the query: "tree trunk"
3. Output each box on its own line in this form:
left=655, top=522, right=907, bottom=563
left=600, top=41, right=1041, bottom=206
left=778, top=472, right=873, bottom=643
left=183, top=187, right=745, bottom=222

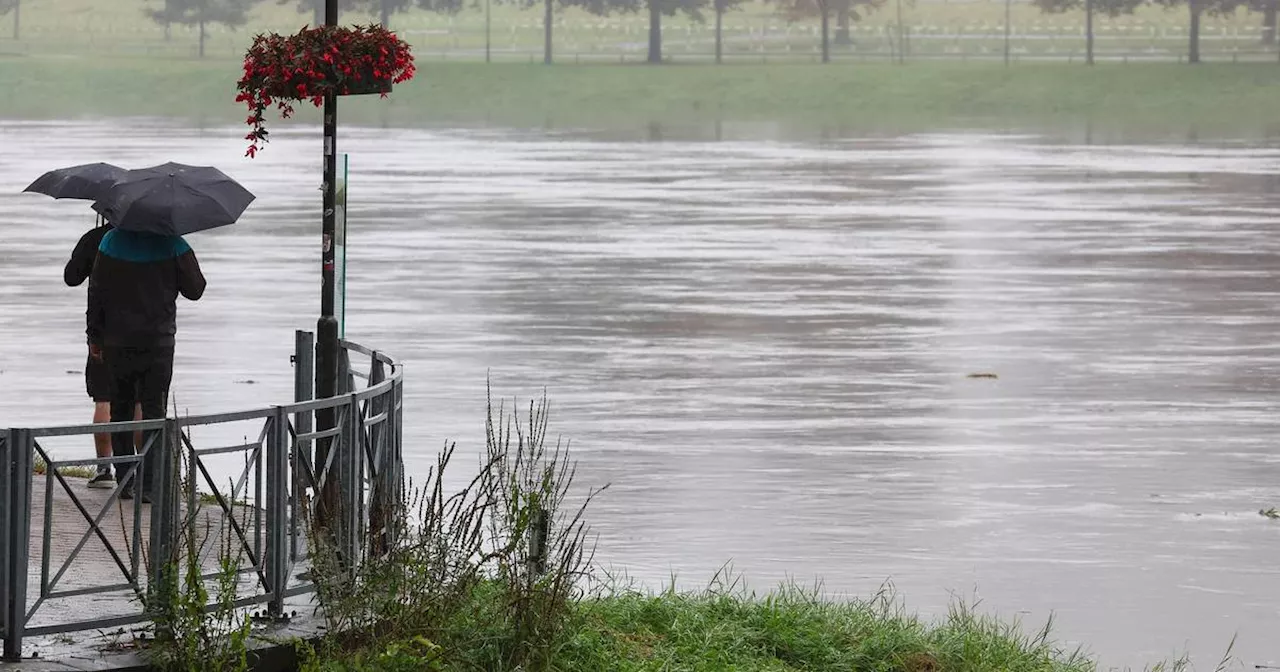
left=715, top=1, right=723, bottom=63
left=647, top=0, right=662, bottom=63
left=544, top=0, right=553, bottom=64
left=12, top=0, right=18, bottom=40
left=835, top=1, right=851, bottom=45
left=381, top=0, right=391, bottom=27
left=164, top=0, right=172, bottom=41
left=1085, top=0, right=1093, bottom=64
left=1188, top=0, right=1201, bottom=63
left=820, top=1, right=830, bottom=63
left=485, top=0, right=491, bottom=63
left=1003, top=0, right=1011, bottom=65
left=1263, top=0, right=1277, bottom=45
left=199, top=18, right=207, bottom=58
left=895, top=0, right=904, bottom=62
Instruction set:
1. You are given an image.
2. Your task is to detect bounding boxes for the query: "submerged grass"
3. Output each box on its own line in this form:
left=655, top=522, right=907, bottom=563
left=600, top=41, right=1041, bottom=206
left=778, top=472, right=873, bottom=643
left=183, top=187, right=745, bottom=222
left=1, top=57, right=1279, bottom=138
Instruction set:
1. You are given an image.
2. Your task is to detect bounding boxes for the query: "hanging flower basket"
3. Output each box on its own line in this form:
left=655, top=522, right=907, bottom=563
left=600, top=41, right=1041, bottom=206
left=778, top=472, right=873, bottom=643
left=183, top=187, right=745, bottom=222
left=236, top=24, right=417, bottom=158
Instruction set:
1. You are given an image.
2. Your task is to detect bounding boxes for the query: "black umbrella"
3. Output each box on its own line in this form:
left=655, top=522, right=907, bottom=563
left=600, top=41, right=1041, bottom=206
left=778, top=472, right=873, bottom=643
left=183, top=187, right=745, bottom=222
left=92, top=163, right=256, bottom=236
left=24, top=162, right=128, bottom=201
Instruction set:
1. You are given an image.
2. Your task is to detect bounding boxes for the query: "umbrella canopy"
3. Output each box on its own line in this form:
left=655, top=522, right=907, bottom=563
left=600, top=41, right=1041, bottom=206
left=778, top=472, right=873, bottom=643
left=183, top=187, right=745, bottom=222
left=92, top=163, right=256, bottom=236
left=24, top=162, right=128, bottom=201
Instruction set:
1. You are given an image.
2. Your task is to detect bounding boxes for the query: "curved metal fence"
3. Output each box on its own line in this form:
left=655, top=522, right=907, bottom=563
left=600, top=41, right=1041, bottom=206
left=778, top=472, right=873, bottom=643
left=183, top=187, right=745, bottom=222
left=0, top=332, right=404, bottom=661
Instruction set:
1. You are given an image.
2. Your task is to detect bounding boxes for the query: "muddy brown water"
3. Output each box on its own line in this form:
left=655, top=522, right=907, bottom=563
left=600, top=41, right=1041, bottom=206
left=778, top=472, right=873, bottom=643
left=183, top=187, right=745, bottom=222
left=2, top=120, right=1279, bottom=669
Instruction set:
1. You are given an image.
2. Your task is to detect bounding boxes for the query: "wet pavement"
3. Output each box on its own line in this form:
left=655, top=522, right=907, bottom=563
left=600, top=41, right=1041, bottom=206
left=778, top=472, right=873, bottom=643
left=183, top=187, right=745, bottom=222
left=2, top=121, right=1280, bottom=669
left=1, top=470, right=317, bottom=669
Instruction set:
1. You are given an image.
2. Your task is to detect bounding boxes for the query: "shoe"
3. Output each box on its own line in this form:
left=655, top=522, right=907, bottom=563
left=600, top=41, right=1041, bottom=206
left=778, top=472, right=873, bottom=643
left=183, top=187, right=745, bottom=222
left=119, top=485, right=135, bottom=501
left=88, top=471, right=116, bottom=490
left=140, top=492, right=154, bottom=505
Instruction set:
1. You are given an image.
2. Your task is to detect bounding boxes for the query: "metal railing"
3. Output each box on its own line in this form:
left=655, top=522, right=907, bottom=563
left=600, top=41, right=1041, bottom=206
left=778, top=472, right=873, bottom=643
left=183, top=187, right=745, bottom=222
left=0, top=331, right=403, bottom=661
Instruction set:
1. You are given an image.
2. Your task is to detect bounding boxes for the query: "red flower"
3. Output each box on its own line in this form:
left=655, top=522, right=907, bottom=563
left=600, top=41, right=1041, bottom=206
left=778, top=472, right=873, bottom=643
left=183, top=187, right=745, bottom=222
left=235, top=24, right=416, bottom=157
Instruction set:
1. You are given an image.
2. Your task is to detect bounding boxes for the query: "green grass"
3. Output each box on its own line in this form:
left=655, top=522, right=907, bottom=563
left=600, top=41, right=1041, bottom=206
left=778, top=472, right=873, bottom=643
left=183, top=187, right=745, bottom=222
left=1, top=55, right=1279, bottom=138
left=302, top=578, right=1163, bottom=672
left=559, top=588, right=1094, bottom=672
left=32, top=455, right=99, bottom=480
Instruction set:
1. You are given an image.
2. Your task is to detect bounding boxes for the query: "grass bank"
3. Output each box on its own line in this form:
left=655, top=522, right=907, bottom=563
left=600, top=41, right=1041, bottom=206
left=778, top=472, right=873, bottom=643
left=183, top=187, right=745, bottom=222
left=296, top=576, right=1141, bottom=670
left=2, top=56, right=1279, bottom=138
left=301, top=580, right=1117, bottom=672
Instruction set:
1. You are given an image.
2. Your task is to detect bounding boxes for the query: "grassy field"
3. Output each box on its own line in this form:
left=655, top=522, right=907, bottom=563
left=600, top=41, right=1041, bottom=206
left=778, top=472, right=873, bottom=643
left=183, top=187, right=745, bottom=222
left=0, top=0, right=1277, bottom=62
left=1, top=54, right=1278, bottom=138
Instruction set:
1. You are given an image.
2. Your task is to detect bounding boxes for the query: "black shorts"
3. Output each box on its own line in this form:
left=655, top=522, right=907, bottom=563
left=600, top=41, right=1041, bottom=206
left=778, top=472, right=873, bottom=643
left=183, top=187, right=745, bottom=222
left=86, top=354, right=112, bottom=402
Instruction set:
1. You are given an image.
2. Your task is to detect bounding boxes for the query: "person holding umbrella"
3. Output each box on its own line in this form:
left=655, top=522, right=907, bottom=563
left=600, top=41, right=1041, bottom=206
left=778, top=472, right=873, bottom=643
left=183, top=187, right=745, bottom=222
left=65, top=217, right=143, bottom=489
left=89, top=163, right=253, bottom=501
left=25, top=163, right=143, bottom=489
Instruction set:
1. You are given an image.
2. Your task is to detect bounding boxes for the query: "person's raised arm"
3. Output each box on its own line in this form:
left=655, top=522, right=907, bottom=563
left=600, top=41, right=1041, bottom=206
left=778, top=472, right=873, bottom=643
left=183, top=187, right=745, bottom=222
left=64, top=229, right=102, bottom=287
left=177, top=249, right=207, bottom=301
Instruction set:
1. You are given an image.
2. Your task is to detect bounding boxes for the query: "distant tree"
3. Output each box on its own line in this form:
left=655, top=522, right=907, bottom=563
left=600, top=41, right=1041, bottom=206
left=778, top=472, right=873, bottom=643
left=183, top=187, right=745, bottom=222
left=416, top=0, right=474, bottom=19
left=833, top=0, right=863, bottom=44
left=150, top=0, right=258, bottom=57
left=770, top=0, right=883, bottom=63
left=503, top=0, right=615, bottom=65
left=349, top=0, right=464, bottom=27
left=1249, top=0, right=1276, bottom=43
left=713, top=0, right=748, bottom=63
left=1033, top=0, right=1143, bottom=64
left=1152, top=0, right=1243, bottom=63
left=0, top=0, right=19, bottom=40
left=348, top=0, right=412, bottom=26
left=280, top=0, right=361, bottom=25
left=630, top=0, right=712, bottom=64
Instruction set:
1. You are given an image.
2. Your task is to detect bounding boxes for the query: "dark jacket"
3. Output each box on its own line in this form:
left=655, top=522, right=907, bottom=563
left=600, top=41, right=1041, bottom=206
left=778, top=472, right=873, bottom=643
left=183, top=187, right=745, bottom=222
left=87, top=229, right=207, bottom=349
left=64, top=225, right=113, bottom=288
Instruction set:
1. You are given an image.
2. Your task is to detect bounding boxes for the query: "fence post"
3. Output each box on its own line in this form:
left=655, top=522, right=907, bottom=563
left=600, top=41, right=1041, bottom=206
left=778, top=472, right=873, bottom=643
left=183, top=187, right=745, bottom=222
left=3, top=429, right=32, bottom=662
left=338, top=347, right=354, bottom=396
left=0, top=430, right=7, bottom=655
left=333, top=383, right=354, bottom=569
left=147, top=419, right=181, bottom=603
left=294, top=330, right=314, bottom=487
left=265, top=407, right=290, bottom=618
left=367, top=358, right=390, bottom=556
left=0, top=431, right=7, bottom=656
left=390, top=376, right=404, bottom=550
left=340, top=393, right=362, bottom=568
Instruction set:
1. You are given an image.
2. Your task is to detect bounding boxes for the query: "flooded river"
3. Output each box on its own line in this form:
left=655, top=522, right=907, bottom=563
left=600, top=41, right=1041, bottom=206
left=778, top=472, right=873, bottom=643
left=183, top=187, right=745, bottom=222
left=2, top=120, right=1279, bottom=669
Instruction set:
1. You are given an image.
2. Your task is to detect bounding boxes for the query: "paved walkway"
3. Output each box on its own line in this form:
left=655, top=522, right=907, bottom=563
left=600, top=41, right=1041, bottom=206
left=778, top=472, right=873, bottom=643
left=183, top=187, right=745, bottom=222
left=2, top=473, right=318, bottom=670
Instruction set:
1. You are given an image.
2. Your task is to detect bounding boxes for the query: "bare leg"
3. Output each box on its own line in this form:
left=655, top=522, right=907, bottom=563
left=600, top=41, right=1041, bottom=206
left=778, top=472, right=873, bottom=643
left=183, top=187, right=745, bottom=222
left=133, top=402, right=143, bottom=452
left=89, top=402, right=115, bottom=488
left=93, top=402, right=112, bottom=458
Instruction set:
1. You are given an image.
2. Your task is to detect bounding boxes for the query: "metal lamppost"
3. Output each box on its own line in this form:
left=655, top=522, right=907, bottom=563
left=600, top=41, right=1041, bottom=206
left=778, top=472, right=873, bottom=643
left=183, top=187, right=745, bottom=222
left=316, top=0, right=341, bottom=530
